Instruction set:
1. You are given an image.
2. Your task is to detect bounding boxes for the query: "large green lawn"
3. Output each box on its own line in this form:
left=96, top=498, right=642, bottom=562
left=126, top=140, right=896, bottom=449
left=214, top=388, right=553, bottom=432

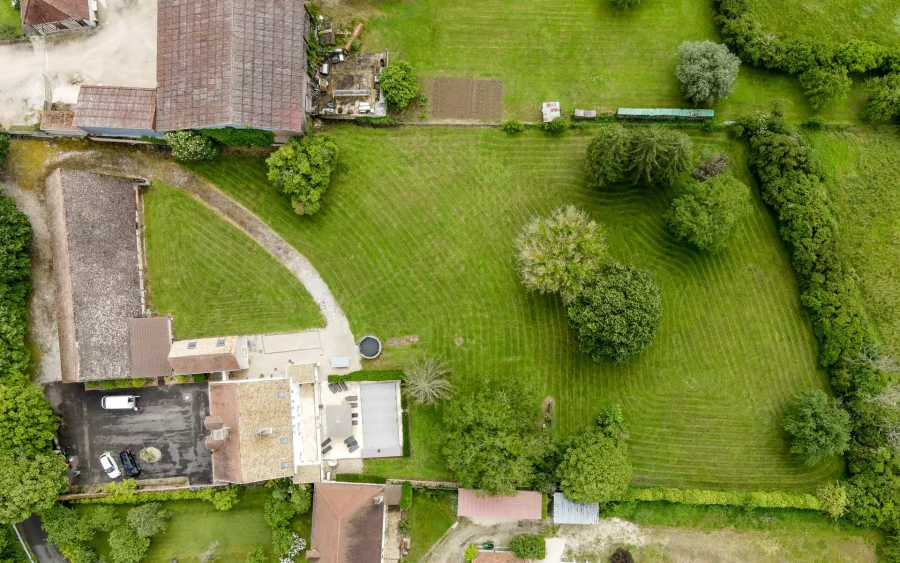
left=0, top=1, right=21, bottom=40
left=186, top=125, right=841, bottom=491
left=78, top=488, right=313, bottom=562
left=404, top=490, right=457, bottom=562
left=748, top=0, right=900, bottom=47
left=143, top=182, right=324, bottom=339
left=804, top=127, right=900, bottom=356
left=361, top=0, right=861, bottom=121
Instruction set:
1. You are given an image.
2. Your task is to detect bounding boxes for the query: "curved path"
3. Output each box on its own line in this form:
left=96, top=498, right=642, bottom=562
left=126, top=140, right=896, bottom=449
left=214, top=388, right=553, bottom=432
left=50, top=150, right=361, bottom=375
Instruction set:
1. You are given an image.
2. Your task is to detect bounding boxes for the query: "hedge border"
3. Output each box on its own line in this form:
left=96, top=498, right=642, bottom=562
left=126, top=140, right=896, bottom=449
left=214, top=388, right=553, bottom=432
left=329, top=370, right=403, bottom=383
left=334, top=474, right=388, bottom=484
left=624, top=486, right=820, bottom=511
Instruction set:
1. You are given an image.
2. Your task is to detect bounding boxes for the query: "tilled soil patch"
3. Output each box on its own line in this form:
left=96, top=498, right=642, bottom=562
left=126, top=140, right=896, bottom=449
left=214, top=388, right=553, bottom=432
left=431, top=78, right=504, bottom=120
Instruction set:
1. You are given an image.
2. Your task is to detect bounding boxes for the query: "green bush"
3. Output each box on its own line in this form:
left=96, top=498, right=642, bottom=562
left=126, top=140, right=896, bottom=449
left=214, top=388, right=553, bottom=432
left=126, top=502, right=171, bottom=538
left=354, top=116, right=401, bottom=128
left=501, top=120, right=524, bottom=134
left=246, top=546, right=268, bottom=563
left=863, top=73, right=900, bottom=122
left=803, top=116, right=826, bottom=129
left=400, top=481, right=413, bottom=510
left=175, top=375, right=190, bottom=384
left=799, top=65, right=852, bottom=109
left=210, top=485, right=240, bottom=511
left=783, top=389, right=851, bottom=466
left=164, top=131, right=219, bottom=162
left=330, top=370, right=403, bottom=383
left=585, top=125, right=631, bottom=188
left=333, top=474, right=388, bottom=484
left=380, top=62, right=419, bottom=109
left=623, top=486, right=820, bottom=510
left=610, top=0, right=641, bottom=8
left=101, top=380, right=115, bottom=391
left=108, top=525, right=149, bottom=563
left=199, top=127, right=275, bottom=147
left=192, top=374, right=207, bottom=383
left=402, top=411, right=411, bottom=457
left=0, top=130, right=9, bottom=164
left=266, top=133, right=339, bottom=216
left=509, top=534, right=546, bottom=559
left=541, top=118, right=569, bottom=134
left=557, top=422, right=631, bottom=504
left=665, top=174, right=752, bottom=253
left=464, top=545, right=479, bottom=562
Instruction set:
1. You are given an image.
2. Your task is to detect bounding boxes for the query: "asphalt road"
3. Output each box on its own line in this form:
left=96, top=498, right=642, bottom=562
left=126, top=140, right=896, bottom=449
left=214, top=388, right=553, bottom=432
left=18, top=516, right=64, bottom=563
left=44, top=382, right=213, bottom=485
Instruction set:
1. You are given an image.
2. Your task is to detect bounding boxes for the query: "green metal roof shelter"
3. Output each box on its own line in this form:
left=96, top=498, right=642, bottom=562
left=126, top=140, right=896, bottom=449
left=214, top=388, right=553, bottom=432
left=617, top=108, right=715, bottom=119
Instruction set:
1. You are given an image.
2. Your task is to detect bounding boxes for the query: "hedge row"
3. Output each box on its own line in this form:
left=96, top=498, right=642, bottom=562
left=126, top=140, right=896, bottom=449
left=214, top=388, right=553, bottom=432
left=354, top=117, right=401, bottom=128
left=402, top=411, right=411, bottom=457
left=0, top=195, right=33, bottom=379
left=330, top=370, right=404, bottom=383
left=333, top=474, right=388, bottom=484
left=624, top=486, right=820, bottom=511
left=713, top=0, right=900, bottom=105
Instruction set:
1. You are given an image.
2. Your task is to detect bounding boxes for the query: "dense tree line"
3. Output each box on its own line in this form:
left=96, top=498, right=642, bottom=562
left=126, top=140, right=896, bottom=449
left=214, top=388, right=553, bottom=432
left=731, top=108, right=900, bottom=558
left=713, top=0, right=900, bottom=111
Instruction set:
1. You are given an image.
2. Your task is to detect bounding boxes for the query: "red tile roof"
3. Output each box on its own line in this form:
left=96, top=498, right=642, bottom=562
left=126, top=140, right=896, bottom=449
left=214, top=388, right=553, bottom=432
left=308, top=483, right=387, bottom=563
left=21, top=0, right=89, bottom=26
left=74, top=87, right=157, bottom=130
left=457, top=489, right=543, bottom=520
left=155, top=0, right=309, bottom=133
left=128, top=318, right=172, bottom=379
left=474, top=554, right=527, bottom=563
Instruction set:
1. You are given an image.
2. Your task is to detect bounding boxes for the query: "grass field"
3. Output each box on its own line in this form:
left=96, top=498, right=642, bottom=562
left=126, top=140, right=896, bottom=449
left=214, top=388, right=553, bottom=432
left=748, top=0, right=900, bottom=47
left=404, top=490, right=457, bottom=562
left=803, top=126, right=900, bottom=356
left=143, top=182, right=324, bottom=339
left=186, top=125, right=841, bottom=491
left=78, top=488, right=313, bottom=562
left=361, top=0, right=862, bottom=121
left=606, top=501, right=879, bottom=561
left=0, top=2, right=21, bottom=40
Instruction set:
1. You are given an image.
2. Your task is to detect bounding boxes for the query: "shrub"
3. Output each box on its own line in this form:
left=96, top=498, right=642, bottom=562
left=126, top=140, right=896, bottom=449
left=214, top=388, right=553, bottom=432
left=0, top=195, right=32, bottom=285
left=783, top=389, right=851, bottom=466
left=798, top=65, right=852, bottom=109
left=354, top=116, right=401, bottom=128
left=509, top=534, right=546, bottom=559
left=130, top=378, right=146, bottom=388
left=665, top=174, right=752, bottom=253
left=863, top=73, right=900, bottom=122
left=126, top=502, right=171, bottom=538
left=0, top=130, right=9, bottom=164
left=266, top=133, right=339, bottom=216
left=41, top=503, right=93, bottom=552
left=584, top=125, right=631, bottom=188
left=330, top=370, right=404, bottom=383
left=210, top=485, right=240, bottom=511
left=245, top=547, right=268, bottom=563
left=0, top=454, right=69, bottom=523
left=175, top=375, right=190, bottom=384
left=199, top=127, right=275, bottom=147
left=817, top=481, right=849, bottom=520
left=515, top=205, right=608, bottom=302
left=0, top=382, right=59, bottom=458
left=835, top=40, right=885, bottom=74
left=623, top=486, right=820, bottom=510
left=108, top=526, right=150, bottom=563
left=400, top=481, right=413, bottom=510
left=501, top=120, right=524, bottom=134
left=627, top=126, right=692, bottom=185
left=164, top=131, right=219, bottom=162
left=610, top=548, right=634, bottom=563
left=403, top=354, right=452, bottom=405
left=566, top=262, right=662, bottom=363
left=541, top=118, right=569, bottom=134
left=101, top=380, right=115, bottom=391
left=676, top=40, right=741, bottom=104
left=398, top=516, right=411, bottom=535
left=380, top=62, right=419, bottom=109
left=803, top=116, right=826, bottom=130
left=333, top=474, right=388, bottom=484
left=692, top=152, right=729, bottom=180
left=557, top=426, right=631, bottom=504
left=192, top=374, right=207, bottom=383
left=610, top=0, right=640, bottom=8
left=87, top=506, right=117, bottom=532
left=464, top=545, right=479, bottom=563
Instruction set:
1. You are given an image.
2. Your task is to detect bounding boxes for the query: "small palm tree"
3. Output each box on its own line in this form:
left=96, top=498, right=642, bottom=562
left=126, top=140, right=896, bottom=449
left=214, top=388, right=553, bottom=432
left=404, top=354, right=453, bottom=406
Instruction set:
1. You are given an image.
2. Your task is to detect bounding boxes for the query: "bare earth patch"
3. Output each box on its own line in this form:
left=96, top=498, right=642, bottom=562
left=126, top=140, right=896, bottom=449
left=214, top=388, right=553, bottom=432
left=431, top=78, right=504, bottom=120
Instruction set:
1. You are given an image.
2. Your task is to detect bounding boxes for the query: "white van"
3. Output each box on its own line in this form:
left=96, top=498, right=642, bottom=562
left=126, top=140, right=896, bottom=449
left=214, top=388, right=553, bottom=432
left=101, top=395, right=139, bottom=411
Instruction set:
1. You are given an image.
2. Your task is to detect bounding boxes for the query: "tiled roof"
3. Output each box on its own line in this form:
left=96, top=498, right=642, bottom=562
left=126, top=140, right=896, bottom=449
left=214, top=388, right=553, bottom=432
left=457, top=489, right=543, bottom=520
left=474, top=554, right=526, bottom=563
left=155, top=0, right=309, bottom=132
left=168, top=337, right=241, bottom=375
left=40, top=110, right=81, bottom=132
left=21, top=0, right=88, bottom=26
left=129, top=318, right=172, bottom=379
left=309, top=483, right=386, bottom=563
left=45, top=170, right=143, bottom=382
left=74, top=87, right=157, bottom=130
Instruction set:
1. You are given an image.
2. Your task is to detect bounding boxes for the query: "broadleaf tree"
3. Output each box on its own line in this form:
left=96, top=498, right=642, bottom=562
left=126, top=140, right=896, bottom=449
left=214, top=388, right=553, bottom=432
left=676, top=40, right=741, bottom=105
left=266, top=134, right=339, bottom=216
left=0, top=454, right=69, bottom=524
left=783, top=389, right=851, bottom=466
left=665, top=174, right=752, bottom=253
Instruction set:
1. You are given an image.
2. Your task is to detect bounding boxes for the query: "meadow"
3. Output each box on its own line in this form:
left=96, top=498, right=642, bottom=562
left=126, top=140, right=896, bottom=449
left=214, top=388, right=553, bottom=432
left=186, top=125, right=841, bottom=491
left=747, top=0, right=900, bottom=48
left=803, top=127, right=900, bottom=356
left=0, top=1, right=20, bottom=40
left=143, top=182, right=324, bottom=339
left=360, top=0, right=862, bottom=122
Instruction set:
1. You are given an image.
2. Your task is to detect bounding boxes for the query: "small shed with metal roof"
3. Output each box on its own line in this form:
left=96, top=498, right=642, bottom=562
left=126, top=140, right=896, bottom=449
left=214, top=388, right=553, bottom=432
left=617, top=108, right=714, bottom=120
left=553, top=492, right=599, bottom=525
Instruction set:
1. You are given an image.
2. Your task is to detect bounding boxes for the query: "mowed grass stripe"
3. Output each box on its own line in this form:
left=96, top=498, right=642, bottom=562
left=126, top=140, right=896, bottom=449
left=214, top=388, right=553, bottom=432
left=143, top=182, right=324, bottom=339
left=188, top=127, right=840, bottom=490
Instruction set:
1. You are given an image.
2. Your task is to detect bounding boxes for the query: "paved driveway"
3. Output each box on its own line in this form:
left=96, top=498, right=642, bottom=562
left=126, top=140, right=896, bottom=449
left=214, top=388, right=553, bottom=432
left=44, top=383, right=212, bottom=485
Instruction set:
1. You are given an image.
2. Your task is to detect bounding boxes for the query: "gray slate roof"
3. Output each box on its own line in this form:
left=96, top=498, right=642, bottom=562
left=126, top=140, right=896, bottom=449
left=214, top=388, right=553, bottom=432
left=552, top=492, right=599, bottom=525
left=46, top=169, right=144, bottom=382
left=155, top=0, right=310, bottom=133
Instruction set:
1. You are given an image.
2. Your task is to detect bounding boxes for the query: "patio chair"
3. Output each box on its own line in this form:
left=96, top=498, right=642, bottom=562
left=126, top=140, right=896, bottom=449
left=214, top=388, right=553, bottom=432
left=351, top=413, right=358, bottom=418
left=344, top=395, right=358, bottom=402
left=348, top=444, right=359, bottom=453
left=352, top=420, right=359, bottom=426
left=322, top=445, right=332, bottom=454
left=339, top=382, right=349, bottom=392
left=321, top=438, right=332, bottom=447
left=350, top=403, right=358, bottom=408
left=328, top=383, right=339, bottom=394
left=344, top=436, right=356, bottom=445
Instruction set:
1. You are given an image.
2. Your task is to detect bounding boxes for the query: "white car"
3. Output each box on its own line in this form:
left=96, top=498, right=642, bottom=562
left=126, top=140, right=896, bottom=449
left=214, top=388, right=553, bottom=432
left=99, top=452, right=121, bottom=479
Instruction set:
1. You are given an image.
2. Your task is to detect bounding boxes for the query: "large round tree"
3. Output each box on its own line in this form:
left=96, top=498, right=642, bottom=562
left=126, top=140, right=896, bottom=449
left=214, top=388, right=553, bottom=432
left=584, top=125, right=631, bottom=188
left=665, top=174, right=751, bottom=253
left=626, top=127, right=692, bottom=186
left=566, top=263, right=662, bottom=362
left=266, top=133, right=339, bottom=216
left=0, top=382, right=59, bottom=458
left=515, top=205, right=607, bottom=302
left=0, top=454, right=69, bottom=524
left=379, top=62, right=419, bottom=109
left=675, top=40, right=741, bottom=105
left=557, top=426, right=631, bottom=504
left=783, top=389, right=851, bottom=466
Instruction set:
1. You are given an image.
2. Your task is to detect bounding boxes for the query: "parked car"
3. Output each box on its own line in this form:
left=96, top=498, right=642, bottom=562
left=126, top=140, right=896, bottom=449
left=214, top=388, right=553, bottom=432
left=119, top=450, right=140, bottom=477
left=101, top=395, right=139, bottom=411
left=99, top=452, right=121, bottom=479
